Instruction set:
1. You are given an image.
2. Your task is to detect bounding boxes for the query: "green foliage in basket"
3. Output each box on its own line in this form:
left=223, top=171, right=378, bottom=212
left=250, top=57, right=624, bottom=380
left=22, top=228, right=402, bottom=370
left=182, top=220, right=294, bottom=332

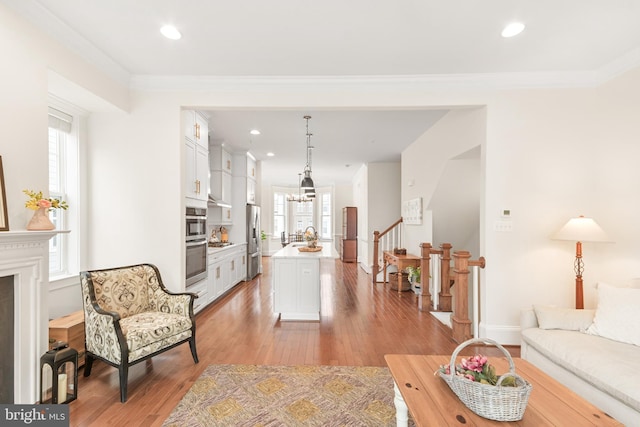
left=405, top=266, right=421, bottom=283
left=437, top=354, right=517, bottom=387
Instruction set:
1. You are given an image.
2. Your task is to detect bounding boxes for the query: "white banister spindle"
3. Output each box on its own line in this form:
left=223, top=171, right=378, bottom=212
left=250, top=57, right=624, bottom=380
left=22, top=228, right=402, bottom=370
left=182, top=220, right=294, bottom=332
left=432, top=255, right=441, bottom=310
left=472, top=265, right=480, bottom=338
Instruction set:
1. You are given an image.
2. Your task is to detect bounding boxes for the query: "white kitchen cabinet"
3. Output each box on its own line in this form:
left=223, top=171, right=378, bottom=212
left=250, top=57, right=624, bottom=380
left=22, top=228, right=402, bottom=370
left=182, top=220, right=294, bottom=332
left=246, top=155, right=256, bottom=180
left=235, top=251, right=246, bottom=283
left=210, top=145, right=232, bottom=174
left=210, top=170, right=232, bottom=205
left=210, top=261, right=224, bottom=299
left=190, top=278, right=209, bottom=314
left=183, top=110, right=208, bottom=149
left=246, top=177, right=256, bottom=205
left=184, top=110, right=209, bottom=205
left=203, top=244, right=248, bottom=310
left=273, top=256, right=320, bottom=321
left=209, top=206, right=232, bottom=225
left=210, top=145, right=232, bottom=202
left=185, top=139, right=209, bottom=203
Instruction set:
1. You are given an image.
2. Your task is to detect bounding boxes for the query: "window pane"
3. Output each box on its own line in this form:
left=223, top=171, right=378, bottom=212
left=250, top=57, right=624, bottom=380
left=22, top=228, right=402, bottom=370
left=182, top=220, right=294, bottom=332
left=273, top=192, right=286, bottom=235
left=48, top=126, right=67, bottom=276
left=320, top=192, right=331, bottom=239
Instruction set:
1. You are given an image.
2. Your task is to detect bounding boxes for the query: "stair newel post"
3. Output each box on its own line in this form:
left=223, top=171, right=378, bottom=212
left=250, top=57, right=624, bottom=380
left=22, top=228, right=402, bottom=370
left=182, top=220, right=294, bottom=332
left=372, top=230, right=380, bottom=285
left=451, top=250, right=472, bottom=343
left=439, top=243, right=453, bottom=312
left=418, top=243, right=432, bottom=311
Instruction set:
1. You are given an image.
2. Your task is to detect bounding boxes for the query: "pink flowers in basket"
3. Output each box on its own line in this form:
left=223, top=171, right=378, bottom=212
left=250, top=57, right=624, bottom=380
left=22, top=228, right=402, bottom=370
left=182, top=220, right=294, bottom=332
left=437, top=354, right=516, bottom=386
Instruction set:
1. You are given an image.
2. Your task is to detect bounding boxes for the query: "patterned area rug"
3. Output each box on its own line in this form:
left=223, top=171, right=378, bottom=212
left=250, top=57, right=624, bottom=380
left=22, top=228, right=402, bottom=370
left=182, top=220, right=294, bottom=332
left=163, top=364, right=415, bottom=426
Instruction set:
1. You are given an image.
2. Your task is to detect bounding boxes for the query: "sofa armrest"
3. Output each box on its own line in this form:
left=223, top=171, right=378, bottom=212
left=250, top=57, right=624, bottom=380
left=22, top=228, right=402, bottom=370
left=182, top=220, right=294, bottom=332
left=520, top=309, right=539, bottom=330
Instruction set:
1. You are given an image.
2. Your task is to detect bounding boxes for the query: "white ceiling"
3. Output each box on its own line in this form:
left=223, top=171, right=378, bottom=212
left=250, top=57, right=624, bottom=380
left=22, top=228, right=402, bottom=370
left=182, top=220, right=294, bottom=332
left=5, top=0, right=640, bottom=186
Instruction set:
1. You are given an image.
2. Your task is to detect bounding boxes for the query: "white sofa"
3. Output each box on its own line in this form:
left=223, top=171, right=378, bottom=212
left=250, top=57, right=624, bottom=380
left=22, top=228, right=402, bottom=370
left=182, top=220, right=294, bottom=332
left=521, top=288, right=640, bottom=426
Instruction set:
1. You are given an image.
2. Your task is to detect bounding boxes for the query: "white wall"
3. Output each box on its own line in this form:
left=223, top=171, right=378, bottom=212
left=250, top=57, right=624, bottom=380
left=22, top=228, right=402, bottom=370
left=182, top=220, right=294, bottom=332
left=86, top=94, right=184, bottom=289
left=4, top=2, right=640, bottom=344
left=363, top=162, right=401, bottom=268
left=402, top=108, right=486, bottom=254
left=0, top=4, right=129, bottom=317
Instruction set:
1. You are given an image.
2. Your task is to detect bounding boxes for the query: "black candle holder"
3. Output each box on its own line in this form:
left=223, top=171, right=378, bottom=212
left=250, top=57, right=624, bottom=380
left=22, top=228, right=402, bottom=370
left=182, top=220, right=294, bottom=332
left=40, top=341, right=78, bottom=404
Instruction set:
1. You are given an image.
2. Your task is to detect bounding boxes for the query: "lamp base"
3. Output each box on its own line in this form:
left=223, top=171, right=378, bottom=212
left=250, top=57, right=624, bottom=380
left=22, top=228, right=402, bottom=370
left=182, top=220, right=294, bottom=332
left=575, top=276, right=584, bottom=309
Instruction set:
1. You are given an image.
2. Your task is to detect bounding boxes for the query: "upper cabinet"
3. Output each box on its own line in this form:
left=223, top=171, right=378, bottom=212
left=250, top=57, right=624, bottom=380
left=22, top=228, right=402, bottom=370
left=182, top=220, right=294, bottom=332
left=246, top=154, right=257, bottom=205
left=183, top=110, right=209, bottom=149
left=209, top=145, right=233, bottom=209
left=246, top=155, right=256, bottom=180
left=210, top=145, right=232, bottom=174
left=184, top=111, right=209, bottom=206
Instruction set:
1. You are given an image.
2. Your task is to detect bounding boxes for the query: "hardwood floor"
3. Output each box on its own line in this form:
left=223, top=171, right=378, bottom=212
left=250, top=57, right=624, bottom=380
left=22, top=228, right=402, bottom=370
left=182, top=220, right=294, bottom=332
left=69, top=257, right=519, bottom=426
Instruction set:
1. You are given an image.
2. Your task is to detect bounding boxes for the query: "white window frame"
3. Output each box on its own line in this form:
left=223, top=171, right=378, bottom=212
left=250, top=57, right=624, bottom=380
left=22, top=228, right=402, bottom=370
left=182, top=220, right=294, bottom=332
left=318, top=190, right=332, bottom=240
left=273, top=190, right=288, bottom=239
left=48, top=96, right=84, bottom=285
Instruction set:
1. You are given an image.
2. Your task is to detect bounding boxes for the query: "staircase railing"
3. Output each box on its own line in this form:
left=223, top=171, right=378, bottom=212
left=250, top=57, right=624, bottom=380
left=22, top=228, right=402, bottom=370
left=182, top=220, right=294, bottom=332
left=451, top=250, right=486, bottom=343
left=418, top=243, right=453, bottom=312
left=372, top=217, right=403, bottom=285
left=418, top=243, right=486, bottom=343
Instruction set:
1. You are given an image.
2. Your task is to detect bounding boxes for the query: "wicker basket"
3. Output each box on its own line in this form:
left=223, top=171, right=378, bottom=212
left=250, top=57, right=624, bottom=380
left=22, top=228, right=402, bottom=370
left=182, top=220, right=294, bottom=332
left=438, top=338, right=533, bottom=421
left=388, top=271, right=411, bottom=291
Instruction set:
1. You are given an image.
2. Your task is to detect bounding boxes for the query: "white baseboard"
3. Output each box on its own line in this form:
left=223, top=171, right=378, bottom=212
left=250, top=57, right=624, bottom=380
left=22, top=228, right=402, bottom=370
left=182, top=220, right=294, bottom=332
left=478, top=323, right=521, bottom=346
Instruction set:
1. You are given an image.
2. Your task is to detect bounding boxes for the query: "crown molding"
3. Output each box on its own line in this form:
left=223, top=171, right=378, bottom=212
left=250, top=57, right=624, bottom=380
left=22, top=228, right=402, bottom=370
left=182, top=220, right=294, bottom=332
left=2, top=0, right=131, bottom=86
left=6, top=0, right=640, bottom=94
left=595, top=48, right=640, bottom=84
left=130, top=71, right=600, bottom=93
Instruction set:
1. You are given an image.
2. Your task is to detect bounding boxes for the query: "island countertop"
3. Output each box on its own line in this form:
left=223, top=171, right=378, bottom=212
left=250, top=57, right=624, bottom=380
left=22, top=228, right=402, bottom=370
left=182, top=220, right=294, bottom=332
left=272, top=242, right=339, bottom=259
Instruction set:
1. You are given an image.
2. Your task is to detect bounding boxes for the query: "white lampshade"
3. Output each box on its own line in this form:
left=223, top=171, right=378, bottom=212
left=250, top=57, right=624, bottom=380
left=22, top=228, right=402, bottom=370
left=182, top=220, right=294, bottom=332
left=553, top=216, right=610, bottom=242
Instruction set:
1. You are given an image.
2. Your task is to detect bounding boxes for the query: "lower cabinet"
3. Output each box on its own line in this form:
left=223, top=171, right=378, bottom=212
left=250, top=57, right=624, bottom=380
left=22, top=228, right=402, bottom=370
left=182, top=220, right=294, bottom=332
left=273, top=257, right=320, bottom=321
left=190, top=278, right=209, bottom=313
left=197, top=244, right=247, bottom=314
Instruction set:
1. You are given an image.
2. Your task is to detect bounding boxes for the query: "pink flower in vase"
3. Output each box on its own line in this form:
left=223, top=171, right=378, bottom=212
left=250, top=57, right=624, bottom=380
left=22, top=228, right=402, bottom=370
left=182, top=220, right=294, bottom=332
left=37, top=199, right=52, bottom=209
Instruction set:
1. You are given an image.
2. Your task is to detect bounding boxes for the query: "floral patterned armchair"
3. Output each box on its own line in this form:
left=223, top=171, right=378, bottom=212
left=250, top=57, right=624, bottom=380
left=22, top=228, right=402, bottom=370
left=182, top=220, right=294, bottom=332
left=80, top=263, right=198, bottom=402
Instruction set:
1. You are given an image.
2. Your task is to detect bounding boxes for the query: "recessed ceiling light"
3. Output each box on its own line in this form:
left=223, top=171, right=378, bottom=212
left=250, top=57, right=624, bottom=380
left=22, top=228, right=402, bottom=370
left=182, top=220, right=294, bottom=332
left=267, top=152, right=275, bottom=157
left=160, top=25, right=182, bottom=40
left=501, top=22, right=525, bottom=38
left=250, top=129, right=261, bottom=135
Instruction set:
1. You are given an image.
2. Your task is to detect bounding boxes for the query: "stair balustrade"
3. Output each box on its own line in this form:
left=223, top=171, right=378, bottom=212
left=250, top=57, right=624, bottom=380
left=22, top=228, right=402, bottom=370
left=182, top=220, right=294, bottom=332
left=418, top=243, right=453, bottom=312
left=451, top=250, right=486, bottom=343
left=372, top=218, right=404, bottom=285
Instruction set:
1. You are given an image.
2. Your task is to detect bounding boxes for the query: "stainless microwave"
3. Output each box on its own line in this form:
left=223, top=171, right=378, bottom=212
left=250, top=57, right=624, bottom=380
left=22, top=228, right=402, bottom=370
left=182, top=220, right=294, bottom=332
left=186, top=207, right=207, bottom=241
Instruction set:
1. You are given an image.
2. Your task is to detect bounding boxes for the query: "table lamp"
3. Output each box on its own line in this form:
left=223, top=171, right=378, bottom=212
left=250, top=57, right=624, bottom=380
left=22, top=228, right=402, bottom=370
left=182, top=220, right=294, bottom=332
left=553, top=216, right=610, bottom=309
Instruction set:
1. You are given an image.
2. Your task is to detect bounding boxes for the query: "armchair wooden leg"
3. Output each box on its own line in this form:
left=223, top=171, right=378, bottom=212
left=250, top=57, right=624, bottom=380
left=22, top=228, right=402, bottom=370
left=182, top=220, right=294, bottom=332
left=189, top=337, right=199, bottom=364
left=83, top=354, right=94, bottom=377
left=119, top=365, right=129, bottom=403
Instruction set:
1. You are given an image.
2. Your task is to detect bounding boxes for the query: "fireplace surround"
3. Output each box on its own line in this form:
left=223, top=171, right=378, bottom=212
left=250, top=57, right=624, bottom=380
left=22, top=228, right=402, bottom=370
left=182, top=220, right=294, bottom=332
left=0, top=230, right=65, bottom=403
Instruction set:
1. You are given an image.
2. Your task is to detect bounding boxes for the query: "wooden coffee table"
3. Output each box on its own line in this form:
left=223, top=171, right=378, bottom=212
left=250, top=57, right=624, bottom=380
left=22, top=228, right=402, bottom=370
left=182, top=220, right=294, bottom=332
left=385, top=354, right=623, bottom=426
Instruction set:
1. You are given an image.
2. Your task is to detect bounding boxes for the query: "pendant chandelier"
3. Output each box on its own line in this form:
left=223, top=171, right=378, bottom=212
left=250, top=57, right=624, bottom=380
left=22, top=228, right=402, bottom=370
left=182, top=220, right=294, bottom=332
left=287, top=173, right=313, bottom=203
left=300, top=115, right=315, bottom=198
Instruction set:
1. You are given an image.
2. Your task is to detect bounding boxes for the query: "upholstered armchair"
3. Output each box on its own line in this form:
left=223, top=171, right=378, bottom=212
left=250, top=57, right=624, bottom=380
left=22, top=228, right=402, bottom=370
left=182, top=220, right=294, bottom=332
left=80, top=263, right=198, bottom=402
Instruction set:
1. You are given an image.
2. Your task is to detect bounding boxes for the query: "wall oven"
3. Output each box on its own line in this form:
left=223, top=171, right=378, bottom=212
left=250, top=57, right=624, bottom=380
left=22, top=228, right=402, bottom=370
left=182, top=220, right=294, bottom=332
left=186, top=207, right=208, bottom=287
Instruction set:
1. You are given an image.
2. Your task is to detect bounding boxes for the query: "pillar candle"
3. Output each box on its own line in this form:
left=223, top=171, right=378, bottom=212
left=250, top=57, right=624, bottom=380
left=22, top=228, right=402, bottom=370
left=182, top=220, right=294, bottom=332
left=58, top=373, right=67, bottom=403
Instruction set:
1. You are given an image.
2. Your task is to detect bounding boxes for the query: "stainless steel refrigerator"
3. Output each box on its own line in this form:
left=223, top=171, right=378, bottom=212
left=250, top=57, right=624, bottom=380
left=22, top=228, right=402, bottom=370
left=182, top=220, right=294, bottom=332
left=246, top=204, right=261, bottom=279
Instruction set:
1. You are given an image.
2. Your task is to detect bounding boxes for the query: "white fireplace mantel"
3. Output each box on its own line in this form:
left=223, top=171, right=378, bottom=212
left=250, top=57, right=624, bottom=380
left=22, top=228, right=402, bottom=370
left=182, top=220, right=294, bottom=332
left=0, top=229, right=69, bottom=404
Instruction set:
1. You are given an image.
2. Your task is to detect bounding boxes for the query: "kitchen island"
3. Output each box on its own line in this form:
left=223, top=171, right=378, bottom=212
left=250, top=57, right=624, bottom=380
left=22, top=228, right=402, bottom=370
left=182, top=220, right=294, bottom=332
left=272, top=243, right=339, bottom=321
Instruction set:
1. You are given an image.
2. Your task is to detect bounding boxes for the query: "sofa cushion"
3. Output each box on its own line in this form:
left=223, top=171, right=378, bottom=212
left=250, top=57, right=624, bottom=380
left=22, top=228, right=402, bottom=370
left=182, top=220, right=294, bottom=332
left=533, top=305, right=594, bottom=331
left=586, top=282, right=640, bottom=346
left=522, top=328, right=640, bottom=412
